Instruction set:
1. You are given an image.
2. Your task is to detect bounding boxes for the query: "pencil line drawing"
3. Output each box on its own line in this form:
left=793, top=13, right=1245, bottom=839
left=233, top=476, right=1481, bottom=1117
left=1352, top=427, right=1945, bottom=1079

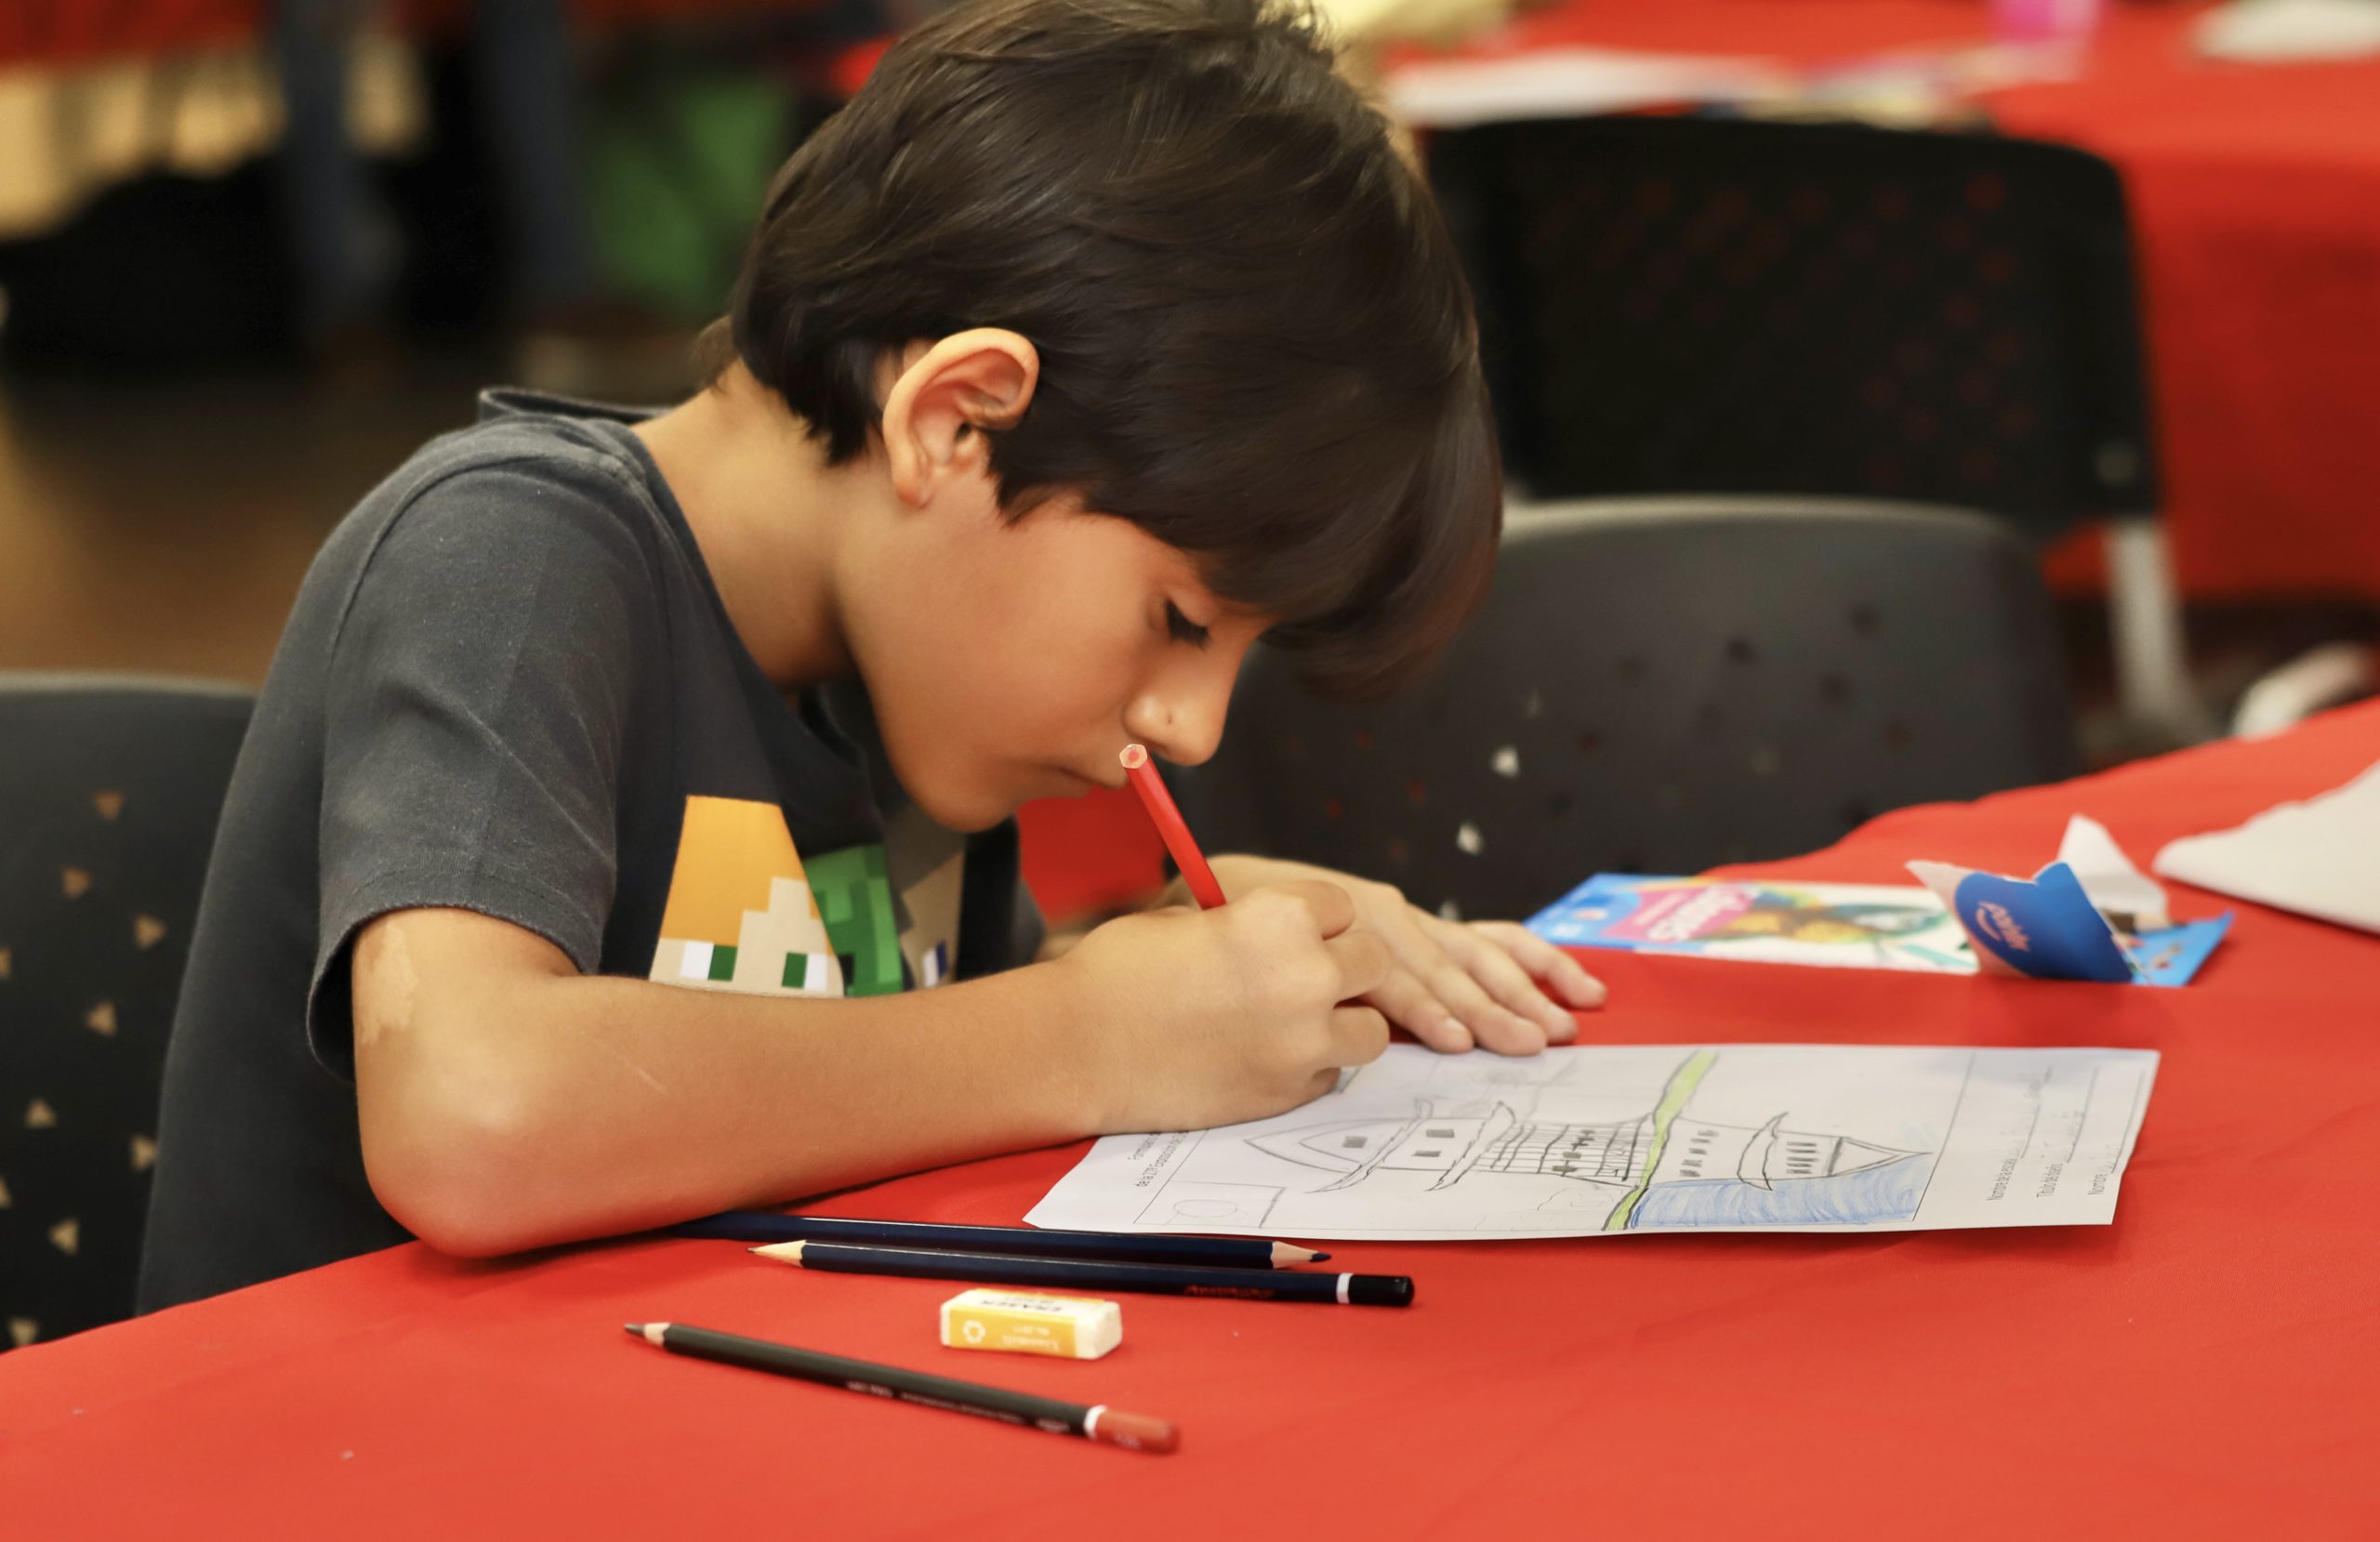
left=1238, top=1050, right=1929, bottom=1231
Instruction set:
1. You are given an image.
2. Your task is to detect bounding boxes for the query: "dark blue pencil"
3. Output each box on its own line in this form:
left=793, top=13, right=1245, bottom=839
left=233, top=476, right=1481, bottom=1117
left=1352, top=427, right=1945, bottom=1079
left=672, top=1210, right=1329, bottom=1269
left=753, top=1239, right=1416, bottom=1307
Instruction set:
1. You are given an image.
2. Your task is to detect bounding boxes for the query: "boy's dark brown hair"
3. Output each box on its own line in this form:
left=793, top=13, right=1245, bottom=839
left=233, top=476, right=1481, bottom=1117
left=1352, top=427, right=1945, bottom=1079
left=700, top=0, right=1501, bottom=699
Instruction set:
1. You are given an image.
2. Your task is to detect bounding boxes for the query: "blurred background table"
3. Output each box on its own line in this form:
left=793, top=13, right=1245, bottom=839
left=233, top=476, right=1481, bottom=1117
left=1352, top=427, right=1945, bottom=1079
left=1391, top=0, right=2380, bottom=607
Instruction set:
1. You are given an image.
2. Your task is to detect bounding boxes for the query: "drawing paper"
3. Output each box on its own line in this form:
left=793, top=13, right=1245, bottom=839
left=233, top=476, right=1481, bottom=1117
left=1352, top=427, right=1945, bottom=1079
left=1029, top=1045, right=2158, bottom=1241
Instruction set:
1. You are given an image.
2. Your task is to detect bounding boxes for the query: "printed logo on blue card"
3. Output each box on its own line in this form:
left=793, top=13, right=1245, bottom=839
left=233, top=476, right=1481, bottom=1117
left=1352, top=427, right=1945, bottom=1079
left=1952, top=863, right=2135, bottom=982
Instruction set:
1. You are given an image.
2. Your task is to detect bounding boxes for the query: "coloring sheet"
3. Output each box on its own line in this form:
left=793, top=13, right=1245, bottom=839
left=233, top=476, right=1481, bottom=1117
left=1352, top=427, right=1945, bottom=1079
left=1028, top=1045, right=2158, bottom=1241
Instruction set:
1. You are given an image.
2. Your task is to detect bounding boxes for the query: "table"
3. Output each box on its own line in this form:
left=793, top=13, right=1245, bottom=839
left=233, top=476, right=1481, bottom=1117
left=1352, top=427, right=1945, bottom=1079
left=1397, top=0, right=2380, bottom=606
left=6, top=702, right=2377, bottom=1537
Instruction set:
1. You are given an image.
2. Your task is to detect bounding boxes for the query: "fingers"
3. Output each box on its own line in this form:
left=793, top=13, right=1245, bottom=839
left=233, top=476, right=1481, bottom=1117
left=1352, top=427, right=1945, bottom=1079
left=1259, top=879, right=1359, bottom=941
left=1421, top=916, right=1576, bottom=1050
left=1326, top=1005, right=1390, bottom=1067
left=1323, top=926, right=1393, bottom=1001
left=1469, top=920, right=1608, bottom=1009
left=1365, top=968, right=1476, bottom=1053
left=1404, top=947, right=1549, bottom=1055
left=1235, top=883, right=1594, bottom=1063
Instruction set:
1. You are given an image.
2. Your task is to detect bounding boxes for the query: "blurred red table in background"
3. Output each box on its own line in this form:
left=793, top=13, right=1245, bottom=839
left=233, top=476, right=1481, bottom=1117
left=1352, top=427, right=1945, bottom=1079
left=1409, top=0, right=2380, bottom=605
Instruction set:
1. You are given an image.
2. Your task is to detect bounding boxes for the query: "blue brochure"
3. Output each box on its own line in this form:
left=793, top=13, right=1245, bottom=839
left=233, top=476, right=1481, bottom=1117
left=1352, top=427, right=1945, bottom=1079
left=1529, top=866, right=2228, bottom=988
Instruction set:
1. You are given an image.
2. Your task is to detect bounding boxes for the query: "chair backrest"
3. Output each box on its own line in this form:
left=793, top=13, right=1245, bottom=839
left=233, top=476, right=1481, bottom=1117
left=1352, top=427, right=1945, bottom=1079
left=1168, top=500, right=2078, bottom=923
left=0, top=675, right=254, bottom=1349
left=1428, top=116, right=2158, bottom=540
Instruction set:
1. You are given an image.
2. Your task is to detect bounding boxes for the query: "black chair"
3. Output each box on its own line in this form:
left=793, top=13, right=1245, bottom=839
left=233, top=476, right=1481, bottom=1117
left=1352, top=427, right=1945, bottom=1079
left=1170, top=501, right=2078, bottom=924
left=1427, top=114, right=2202, bottom=740
left=0, top=675, right=253, bottom=1349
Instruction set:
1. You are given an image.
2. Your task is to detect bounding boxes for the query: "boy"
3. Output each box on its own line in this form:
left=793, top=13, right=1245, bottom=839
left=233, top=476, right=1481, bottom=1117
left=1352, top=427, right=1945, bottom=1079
left=137, top=0, right=1606, bottom=1314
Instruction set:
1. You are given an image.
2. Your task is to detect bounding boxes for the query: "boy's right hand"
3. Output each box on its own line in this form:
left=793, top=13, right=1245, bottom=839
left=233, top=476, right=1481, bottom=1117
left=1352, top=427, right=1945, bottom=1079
left=1056, top=881, right=1394, bottom=1135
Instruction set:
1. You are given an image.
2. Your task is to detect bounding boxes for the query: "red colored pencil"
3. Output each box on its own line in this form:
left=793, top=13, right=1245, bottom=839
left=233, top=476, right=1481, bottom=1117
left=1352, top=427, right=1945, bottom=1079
left=1120, top=744, right=1227, bottom=909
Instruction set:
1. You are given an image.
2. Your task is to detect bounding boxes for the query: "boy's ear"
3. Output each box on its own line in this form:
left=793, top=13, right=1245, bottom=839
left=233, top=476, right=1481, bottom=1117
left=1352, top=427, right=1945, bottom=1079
left=880, top=329, right=1040, bottom=507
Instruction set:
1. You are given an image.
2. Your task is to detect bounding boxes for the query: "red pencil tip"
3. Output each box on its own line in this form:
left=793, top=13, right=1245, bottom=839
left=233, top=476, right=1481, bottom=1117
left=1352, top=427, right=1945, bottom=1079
left=1119, top=744, right=1148, bottom=770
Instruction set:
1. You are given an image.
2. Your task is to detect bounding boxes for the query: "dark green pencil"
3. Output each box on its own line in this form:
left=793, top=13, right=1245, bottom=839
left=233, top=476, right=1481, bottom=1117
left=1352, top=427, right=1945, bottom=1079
left=624, top=1322, right=1178, bottom=1453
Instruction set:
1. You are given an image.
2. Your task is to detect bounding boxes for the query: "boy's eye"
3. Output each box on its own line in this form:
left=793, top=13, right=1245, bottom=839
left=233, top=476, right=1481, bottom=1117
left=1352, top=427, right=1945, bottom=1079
left=1165, top=601, right=1211, bottom=649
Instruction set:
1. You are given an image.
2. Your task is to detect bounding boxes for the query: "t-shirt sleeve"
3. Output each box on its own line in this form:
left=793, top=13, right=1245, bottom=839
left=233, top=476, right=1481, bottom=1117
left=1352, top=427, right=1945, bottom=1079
left=306, top=460, right=649, bottom=1078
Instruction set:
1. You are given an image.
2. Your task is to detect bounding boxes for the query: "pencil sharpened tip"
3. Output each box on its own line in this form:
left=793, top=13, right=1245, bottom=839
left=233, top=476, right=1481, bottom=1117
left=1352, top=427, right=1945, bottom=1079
left=624, top=1324, right=643, bottom=1335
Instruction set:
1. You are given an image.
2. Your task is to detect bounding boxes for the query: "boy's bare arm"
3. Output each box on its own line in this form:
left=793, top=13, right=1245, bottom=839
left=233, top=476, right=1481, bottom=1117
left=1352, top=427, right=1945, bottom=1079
left=350, top=890, right=1390, bottom=1259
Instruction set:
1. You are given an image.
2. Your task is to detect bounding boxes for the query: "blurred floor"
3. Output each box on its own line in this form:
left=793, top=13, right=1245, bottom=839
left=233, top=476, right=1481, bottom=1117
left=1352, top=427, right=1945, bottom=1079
left=1, top=358, right=536, bottom=683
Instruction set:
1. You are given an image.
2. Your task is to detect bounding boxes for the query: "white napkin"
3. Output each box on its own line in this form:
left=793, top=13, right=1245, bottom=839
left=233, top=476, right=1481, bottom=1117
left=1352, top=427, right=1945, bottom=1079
left=2152, top=760, right=2380, bottom=934
left=2195, top=0, right=2380, bottom=61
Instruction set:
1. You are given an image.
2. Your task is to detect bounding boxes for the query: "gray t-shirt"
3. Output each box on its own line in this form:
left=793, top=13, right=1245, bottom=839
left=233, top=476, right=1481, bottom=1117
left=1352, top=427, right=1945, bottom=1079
left=137, top=389, right=1040, bottom=1313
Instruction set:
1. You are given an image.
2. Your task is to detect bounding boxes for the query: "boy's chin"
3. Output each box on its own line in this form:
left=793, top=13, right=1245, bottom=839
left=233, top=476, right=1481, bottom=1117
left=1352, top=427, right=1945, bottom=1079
left=903, top=774, right=1020, bottom=835
left=887, top=744, right=1060, bottom=832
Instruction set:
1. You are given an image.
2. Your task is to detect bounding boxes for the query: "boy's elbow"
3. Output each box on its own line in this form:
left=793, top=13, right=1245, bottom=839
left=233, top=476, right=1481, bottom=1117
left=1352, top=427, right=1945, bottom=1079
left=362, top=1088, right=553, bottom=1259
left=356, top=1013, right=561, bottom=1259
left=386, top=1192, right=527, bottom=1261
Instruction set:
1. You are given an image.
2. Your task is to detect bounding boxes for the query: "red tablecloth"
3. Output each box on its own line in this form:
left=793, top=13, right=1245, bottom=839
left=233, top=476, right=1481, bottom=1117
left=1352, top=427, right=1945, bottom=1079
left=1419, top=0, right=2380, bottom=604
left=6, top=702, right=2376, bottom=1536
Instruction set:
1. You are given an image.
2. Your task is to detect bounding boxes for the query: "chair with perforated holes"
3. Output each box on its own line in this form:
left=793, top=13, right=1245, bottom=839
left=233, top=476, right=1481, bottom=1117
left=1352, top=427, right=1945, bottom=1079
left=0, top=675, right=253, bottom=1350
left=1426, top=114, right=2205, bottom=745
left=1167, top=501, right=2078, bottom=924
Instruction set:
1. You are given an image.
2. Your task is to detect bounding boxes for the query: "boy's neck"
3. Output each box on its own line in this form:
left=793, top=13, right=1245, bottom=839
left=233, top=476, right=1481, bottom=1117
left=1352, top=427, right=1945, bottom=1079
left=634, top=363, right=861, bottom=692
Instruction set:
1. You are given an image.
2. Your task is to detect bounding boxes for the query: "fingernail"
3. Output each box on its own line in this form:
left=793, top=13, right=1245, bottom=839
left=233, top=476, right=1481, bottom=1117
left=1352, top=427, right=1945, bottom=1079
left=1440, top=1018, right=1474, bottom=1052
left=1567, top=972, right=1608, bottom=1008
left=1548, top=1014, right=1579, bottom=1044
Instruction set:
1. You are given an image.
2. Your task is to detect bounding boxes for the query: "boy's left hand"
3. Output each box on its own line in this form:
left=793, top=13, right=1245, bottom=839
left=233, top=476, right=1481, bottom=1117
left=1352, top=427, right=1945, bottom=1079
left=1205, top=856, right=1606, bottom=1055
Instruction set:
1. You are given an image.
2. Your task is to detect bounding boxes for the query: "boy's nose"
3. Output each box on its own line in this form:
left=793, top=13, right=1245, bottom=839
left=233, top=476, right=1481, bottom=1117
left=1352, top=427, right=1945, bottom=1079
left=1124, top=682, right=1229, bottom=769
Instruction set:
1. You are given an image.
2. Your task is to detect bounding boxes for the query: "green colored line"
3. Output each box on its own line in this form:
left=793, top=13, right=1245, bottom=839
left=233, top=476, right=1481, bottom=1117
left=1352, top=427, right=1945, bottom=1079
left=1604, top=1050, right=1719, bottom=1232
